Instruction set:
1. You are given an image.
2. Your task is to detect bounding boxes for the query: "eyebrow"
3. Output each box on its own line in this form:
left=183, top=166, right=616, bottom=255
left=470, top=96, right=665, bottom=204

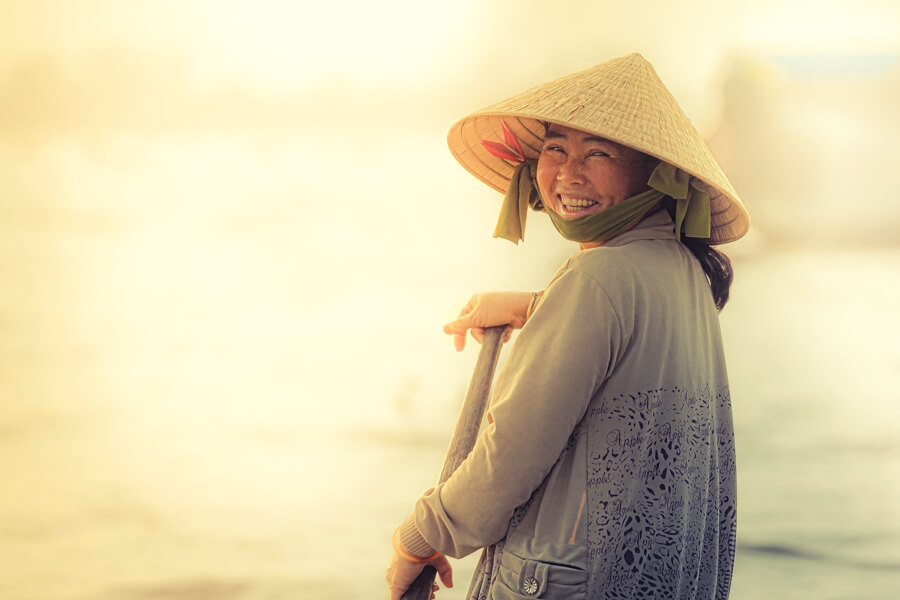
left=544, top=130, right=616, bottom=146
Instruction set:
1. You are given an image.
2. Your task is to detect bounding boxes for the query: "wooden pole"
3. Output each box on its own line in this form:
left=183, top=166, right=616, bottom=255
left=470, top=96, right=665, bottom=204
left=401, top=326, right=506, bottom=600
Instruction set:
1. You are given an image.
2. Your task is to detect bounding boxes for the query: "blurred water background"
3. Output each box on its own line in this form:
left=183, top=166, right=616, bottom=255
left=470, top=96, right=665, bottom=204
left=2, top=1, right=900, bottom=598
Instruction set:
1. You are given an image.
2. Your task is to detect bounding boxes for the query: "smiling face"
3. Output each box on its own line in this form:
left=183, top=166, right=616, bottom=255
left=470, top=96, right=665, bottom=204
left=536, top=124, right=657, bottom=220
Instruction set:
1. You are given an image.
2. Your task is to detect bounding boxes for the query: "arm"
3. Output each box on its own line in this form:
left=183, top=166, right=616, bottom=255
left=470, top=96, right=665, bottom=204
left=442, top=291, right=543, bottom=351
left=406, top=269, right=623, bottom=557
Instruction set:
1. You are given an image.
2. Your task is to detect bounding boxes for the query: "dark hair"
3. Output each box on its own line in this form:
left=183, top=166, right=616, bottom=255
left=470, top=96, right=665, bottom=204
left=683, top=236, right=733, bottom=311
left=662, top=200, right=733, bottom=311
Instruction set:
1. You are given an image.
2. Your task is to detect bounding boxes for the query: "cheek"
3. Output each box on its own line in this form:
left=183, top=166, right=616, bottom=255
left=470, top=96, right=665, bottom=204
left=615, top=159, right=656, bottom=195
left=535, top=158, right=555, bottom=200
left=623, top=167, right=653, bottom=196
left=589, top=166, right=645, bottom=198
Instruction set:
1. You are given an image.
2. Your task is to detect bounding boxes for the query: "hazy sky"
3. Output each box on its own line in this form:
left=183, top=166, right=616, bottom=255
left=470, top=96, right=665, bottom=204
left=2, top=0, right=898, bottom=145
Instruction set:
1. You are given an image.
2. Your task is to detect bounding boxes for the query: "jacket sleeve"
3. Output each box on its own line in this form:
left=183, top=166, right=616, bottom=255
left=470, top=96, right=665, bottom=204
left=410, top=267, right=624, bottom=558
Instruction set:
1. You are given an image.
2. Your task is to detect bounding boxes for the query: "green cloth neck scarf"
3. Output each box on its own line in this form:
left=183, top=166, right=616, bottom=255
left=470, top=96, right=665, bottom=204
left=545, top=186, right=664, bottom=244
left=492, top=161, right=712, bottom=244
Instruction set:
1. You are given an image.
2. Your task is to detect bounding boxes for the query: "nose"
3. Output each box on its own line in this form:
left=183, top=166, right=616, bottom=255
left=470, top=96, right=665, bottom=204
left=557, top=155, right=585, bottom=184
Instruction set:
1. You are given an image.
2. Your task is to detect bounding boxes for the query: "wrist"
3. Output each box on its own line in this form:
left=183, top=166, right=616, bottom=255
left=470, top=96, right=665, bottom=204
left=393, top=528, right=441, bottom=564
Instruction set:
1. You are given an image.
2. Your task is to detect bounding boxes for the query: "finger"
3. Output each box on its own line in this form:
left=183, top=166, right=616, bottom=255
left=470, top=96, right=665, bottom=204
left=390, top=581, right=408, bottom=600
left=434, top=556, right=454, bottom=588
left=453, top=333, right=465, bottom=352
left=443, top=320, right=468, bottom=352
left=503, top=325, right=513, bottom=343
left=471, top=327, right=485, bottom=344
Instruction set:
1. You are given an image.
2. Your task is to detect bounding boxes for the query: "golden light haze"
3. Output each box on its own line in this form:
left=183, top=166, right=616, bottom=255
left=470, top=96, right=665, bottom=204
left=2, top=1, right=900, bottom=599
left=3, top=0, right=898, bottom=142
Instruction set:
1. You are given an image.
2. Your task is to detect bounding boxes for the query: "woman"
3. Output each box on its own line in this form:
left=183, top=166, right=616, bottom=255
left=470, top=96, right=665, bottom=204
left=386, top=53, right=749, bottom=600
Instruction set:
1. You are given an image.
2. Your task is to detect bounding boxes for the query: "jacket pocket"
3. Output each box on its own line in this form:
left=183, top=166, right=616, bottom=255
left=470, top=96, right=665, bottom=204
left=491, top=550, right=586, bottom=600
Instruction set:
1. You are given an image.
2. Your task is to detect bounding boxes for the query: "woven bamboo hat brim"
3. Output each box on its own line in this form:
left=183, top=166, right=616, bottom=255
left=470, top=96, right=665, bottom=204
left=447, top=53, right=750, bottom=244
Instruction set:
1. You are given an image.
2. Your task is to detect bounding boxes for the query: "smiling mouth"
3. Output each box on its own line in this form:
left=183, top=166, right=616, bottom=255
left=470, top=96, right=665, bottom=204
left=559, top=196, right=600, bottom=214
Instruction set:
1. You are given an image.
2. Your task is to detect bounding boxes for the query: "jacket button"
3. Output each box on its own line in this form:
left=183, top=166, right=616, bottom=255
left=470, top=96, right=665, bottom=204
left=522, top=576, right=539, bottom=595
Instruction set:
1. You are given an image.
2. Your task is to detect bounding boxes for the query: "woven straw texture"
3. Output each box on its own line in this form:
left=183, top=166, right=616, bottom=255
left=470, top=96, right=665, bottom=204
left=447, top=53, right=750, bottom=244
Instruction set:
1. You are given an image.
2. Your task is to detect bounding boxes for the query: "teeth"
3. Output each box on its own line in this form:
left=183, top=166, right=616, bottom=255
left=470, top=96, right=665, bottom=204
left=561, top=197, right=597, bottom=209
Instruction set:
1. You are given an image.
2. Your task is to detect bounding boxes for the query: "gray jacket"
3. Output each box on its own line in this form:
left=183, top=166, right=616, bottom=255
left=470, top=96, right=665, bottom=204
left=410, top=211, right=737, bottom=599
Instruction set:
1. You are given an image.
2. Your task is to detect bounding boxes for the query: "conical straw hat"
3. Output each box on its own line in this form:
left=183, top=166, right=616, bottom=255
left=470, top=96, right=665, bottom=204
left=447, top=53, right=750, bottom=244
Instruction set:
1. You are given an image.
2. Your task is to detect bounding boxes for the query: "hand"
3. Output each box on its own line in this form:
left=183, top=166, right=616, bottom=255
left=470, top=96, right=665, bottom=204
left=386, top=552, right=453, bottom=600
left=443, top=292, right=533, bottom=351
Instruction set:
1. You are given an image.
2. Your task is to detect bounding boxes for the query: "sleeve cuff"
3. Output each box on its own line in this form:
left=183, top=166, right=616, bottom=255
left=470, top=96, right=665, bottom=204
left=525, top=291, right=544, bottom=321
left=396, top=513, right=437, bottom=557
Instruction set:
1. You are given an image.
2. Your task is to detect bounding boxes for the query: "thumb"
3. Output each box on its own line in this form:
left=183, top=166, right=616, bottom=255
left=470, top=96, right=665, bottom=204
left=432, top=556, right=453, bottom=589
left=443, top=318, right=471, bottom=352
left=442, top=314, right=472, bottom=336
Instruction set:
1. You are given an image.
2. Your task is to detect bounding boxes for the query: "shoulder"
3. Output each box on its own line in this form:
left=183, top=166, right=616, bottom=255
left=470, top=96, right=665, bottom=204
left=557, top=239, right=706, bottom=331
left=564, top=239, right=686, bottom=287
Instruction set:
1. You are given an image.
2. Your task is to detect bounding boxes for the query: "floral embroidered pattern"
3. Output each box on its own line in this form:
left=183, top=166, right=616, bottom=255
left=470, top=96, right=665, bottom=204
left=585, top=385, right=736, bottom=599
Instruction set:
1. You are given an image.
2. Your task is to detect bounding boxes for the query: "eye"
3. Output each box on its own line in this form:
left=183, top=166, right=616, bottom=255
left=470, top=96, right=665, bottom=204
left=588, top=150, right=610, bottom=158
left=542, top=144, right=565, bottom=155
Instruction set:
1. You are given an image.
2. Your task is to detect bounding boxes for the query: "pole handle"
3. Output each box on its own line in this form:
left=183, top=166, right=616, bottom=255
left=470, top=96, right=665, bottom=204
left=401, top=326, right=505, bottom=600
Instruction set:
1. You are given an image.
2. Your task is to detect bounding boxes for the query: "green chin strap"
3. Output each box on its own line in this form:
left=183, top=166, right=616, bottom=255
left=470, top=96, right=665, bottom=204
left=647, top=161, right=712, bottom=243
left=491, top=161, right=543, bottom=243
left=492, top=161, right=711, bottom=244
